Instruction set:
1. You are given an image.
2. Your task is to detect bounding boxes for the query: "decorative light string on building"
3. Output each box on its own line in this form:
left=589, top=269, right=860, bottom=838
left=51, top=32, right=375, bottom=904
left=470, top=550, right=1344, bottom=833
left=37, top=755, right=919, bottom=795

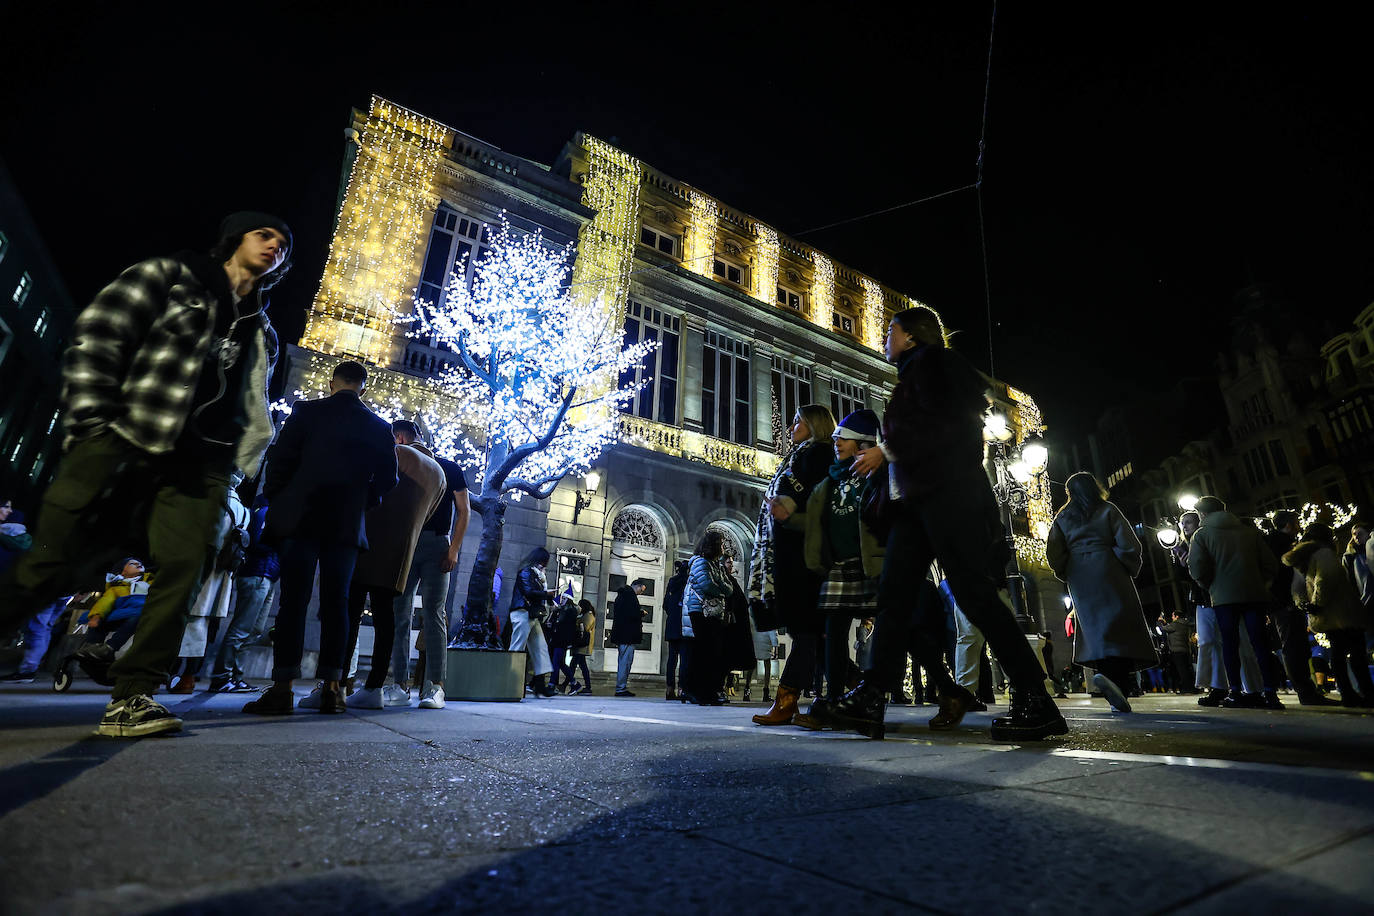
left=811, top=254, right=835, bottom=329
left=571, top=135, right=642, bottom=323
left=685, top=190, right=719, bottom=280
left=1260, top=502, right=1360, bottom=531
left=861, top=278, right=884, bottom=350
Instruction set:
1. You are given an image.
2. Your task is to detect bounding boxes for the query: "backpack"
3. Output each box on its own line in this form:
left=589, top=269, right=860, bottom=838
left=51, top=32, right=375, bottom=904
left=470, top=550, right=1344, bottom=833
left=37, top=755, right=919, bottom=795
left=216, top=522, right=250, bottom=573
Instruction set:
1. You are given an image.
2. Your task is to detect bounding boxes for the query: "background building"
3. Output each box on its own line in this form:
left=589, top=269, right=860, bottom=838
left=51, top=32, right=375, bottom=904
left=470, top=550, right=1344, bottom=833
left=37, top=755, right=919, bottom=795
left=280, top=98, right=1050, bottom=678
left=0, top=157, right=74, bottom=509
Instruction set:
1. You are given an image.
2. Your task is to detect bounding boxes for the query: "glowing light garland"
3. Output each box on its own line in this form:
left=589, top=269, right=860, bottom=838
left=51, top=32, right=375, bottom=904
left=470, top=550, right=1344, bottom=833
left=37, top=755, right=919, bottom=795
left=1260, top=502, right=1360, bottom=531
left=572, top=135, right=641, bottom=322
left=811, top=253, right=835, bottom=329
left=685, top=190, right=719, bottom=279
left=408, top=216, right=655, bottom=499
left=755, top=224, right=779, bottom=306
left=302, top=97, right=451, bottom=364
left=861, top=278, right=884, bottom=350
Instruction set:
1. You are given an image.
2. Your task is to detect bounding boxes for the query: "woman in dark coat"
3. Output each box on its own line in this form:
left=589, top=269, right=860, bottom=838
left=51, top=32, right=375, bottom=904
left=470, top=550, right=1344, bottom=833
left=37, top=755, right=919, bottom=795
left=748, top=404, right=836, bottom=725
left=1046, top=472, right=1157, bottom=713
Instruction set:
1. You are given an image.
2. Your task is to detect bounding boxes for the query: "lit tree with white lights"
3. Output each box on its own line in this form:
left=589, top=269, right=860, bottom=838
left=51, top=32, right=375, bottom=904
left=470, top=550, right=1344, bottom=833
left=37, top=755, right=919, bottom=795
left=410, top=217, right=654, bottom=647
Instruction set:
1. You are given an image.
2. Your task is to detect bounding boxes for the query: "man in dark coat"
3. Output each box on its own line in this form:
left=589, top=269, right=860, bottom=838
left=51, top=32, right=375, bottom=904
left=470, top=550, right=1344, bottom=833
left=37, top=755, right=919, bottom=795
left=0, top=213, right=290, bottom=737
left=244, top=360, right=398, bottom=716
left=842, top=305, right=1068, bottom=741
left=610, top=579, right=648, bottom=696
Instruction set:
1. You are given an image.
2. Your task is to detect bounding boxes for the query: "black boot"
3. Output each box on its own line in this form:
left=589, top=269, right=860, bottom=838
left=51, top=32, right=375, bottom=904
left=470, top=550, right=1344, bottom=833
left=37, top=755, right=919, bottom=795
left=828, top=680, right=886, bottom=739
left=990, top=688, right=1068, bottom=741
left=792, top=697, right=836, bottom=730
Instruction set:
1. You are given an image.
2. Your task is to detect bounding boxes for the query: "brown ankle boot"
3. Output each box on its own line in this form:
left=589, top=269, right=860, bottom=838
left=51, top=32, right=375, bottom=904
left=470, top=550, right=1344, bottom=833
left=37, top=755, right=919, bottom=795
left=751, top=684, right=799, bottom=726
left=666, top=686, right=676, bottom=701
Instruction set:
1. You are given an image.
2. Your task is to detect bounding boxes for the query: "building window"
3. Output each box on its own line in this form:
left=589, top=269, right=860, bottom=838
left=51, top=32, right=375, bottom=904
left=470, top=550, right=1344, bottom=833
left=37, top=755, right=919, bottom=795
left=712, top=255, right=748, bottom=287
left=13, top=272, right=32, bottom=307
left=840, top=315, right=854, bottom=334
left=830, top=377, right=866, bottom=422
left=639, top=224, right=679, bottom=258
left=33, top=309, right=49, bottom=339
left=702, top=330, right=751, bottom=445
left=1241, top=391, right=1274, bottom=428
left=620, top=301, right=681, bottom=425
left=776, top=285, right=803, bottom=312
left=0, top=231, right=8, bottom=264
left=417, top=203, right=491, bottom=308
left=30, top=452, right=45, bottom=482
left=1268, top=439, right=1290, bottom=476
left=770, top=356, right=812, bottom=431
left=9, top=435, right=23, bottom=463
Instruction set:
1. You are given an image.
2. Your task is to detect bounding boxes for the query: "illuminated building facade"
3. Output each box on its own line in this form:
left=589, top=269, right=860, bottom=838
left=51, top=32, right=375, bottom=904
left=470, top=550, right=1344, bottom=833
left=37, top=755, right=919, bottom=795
left=286, top=97, right=1050, bottom=676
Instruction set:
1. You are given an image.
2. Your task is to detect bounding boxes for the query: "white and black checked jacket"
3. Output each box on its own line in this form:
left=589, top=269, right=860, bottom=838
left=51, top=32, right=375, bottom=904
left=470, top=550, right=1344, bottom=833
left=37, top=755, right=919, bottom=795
left=61, top=255, right=278, bottom=476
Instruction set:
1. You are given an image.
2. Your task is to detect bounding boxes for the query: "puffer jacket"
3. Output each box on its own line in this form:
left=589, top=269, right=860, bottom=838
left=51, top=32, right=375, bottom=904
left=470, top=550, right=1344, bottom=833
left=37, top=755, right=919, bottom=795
left=1284, top=540, right=1369, bottom=633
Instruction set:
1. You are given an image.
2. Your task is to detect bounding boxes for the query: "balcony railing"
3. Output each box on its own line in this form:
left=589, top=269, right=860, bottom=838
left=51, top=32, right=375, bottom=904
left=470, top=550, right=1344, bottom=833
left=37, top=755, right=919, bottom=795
left=617, top=415, right=781, bottom=479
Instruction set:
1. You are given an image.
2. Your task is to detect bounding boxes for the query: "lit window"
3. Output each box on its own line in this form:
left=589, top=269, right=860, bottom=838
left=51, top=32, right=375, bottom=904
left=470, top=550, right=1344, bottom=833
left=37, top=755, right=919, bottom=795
left=46, top=410, right=59, bottom=434
left=638, top=224, right=679, bottom=259
left=33, top=309, right=49, bottom=339
left=9, top=435, right=23, bottom=462
left=0, top=231, right=9, bottom=263
left=13, top=272, right=32, bottom=306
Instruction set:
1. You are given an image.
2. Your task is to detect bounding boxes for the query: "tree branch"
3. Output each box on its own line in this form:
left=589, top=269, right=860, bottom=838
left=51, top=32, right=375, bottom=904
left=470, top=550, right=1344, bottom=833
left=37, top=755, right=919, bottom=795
left=489, top=385, right=577, bottom=485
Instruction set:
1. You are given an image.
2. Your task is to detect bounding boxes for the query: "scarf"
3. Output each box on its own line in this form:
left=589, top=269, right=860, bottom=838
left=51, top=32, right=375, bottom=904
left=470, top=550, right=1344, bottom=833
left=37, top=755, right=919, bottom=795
left=748, top=439, right=820, bottom=609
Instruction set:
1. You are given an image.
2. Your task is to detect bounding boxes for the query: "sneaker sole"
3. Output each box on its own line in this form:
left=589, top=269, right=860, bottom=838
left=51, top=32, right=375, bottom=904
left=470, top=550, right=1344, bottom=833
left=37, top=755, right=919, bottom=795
left=95, top=718, right=183, bottom=738
left=989, top=718, right=1069, bottom=741
left=418, top=700, right=445, bottom=709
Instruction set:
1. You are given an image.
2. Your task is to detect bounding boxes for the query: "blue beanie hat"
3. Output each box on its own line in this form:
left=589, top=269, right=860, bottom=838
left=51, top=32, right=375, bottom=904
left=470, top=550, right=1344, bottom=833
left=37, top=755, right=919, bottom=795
left=834, top=408, right=880, bottom=441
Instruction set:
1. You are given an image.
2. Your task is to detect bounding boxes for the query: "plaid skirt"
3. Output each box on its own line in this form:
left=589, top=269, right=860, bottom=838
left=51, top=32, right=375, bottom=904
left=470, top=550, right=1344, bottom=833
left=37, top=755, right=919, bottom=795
left=817, top=558, right=877, bottom=616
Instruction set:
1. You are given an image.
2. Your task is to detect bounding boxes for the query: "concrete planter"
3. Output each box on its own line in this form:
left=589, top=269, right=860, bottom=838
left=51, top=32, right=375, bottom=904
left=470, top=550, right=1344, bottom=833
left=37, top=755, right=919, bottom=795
left=444, top=648, right=527, bottom=702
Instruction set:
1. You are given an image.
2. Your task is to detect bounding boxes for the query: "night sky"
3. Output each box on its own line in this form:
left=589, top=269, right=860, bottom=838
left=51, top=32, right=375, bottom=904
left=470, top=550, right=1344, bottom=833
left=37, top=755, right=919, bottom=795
left=3, top=4, right=1369, bottom=450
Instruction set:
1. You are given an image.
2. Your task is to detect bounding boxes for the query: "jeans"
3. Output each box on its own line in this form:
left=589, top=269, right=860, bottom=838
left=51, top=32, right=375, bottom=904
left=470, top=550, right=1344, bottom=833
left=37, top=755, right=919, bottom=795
left=20, top=600, right=66, bottom=672
left=212, top=575, right=274, bottom=681
left=0, top=432, right=231, bottom=699
left=1273, top=603, right=1319, bottom=698
left=392, top=531, right=452, bottom=689
left=272, top=537, right=358, bottom=683
left=616, top=644, right=636, bottom=692
left=952, top=605, right=985, bottom=692
left=1214, top=602, right=1279, bottom=692
left=1194, top=605, right=1260, bottom=691
left=1171, top=650, right=1195, bottom=689
left=871, top=477, right=1046, bottom=695
left=345, top=582, right=398, bottom=689
left=508, top=610, right=551, bottom=676
left=566, top=653, right=592, bottom=688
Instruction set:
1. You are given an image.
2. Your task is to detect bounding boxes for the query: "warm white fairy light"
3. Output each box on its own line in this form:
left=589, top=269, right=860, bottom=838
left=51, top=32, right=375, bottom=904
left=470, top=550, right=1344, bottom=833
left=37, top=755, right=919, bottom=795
left=755, top=223, right=779, bottom=308
left=685, top=189, right=719, bottom=278
left=408, top=215, right=656, bottom=500
left=811, top=253, right=835, bottom=328
left=1260, top=502, right=1360, bottom=532
left=571, top=135, right=641, bottom=322
left=861, top=277, right=884, bottom=350
left=303, top=96, right=451, bottom=364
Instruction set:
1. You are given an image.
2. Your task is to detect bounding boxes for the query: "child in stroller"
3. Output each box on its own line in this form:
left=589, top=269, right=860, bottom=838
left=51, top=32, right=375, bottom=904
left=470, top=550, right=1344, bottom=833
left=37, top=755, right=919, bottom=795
left=53, top=558, right=152, bottom=691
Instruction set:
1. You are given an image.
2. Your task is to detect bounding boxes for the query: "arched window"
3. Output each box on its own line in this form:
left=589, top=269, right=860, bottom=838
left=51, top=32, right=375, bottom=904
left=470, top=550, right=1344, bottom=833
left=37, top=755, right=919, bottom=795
left=611, top=507, right=665, bottom=549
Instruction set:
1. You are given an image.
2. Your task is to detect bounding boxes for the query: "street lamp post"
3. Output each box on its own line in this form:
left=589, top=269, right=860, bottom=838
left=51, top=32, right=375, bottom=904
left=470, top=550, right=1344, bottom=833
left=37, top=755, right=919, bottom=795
left=984, top=413, right=1051, bottom=634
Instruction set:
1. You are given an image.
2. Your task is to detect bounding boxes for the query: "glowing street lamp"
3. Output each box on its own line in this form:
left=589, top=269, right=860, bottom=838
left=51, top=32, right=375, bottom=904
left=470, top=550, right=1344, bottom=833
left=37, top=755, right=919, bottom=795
left=1156, top=526, right=1179, bottom=548
left=1177, top=494, right=1199, bottom=512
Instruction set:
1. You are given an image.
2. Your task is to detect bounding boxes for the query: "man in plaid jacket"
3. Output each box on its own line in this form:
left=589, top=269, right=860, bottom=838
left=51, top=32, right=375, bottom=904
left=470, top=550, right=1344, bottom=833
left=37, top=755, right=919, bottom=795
left=0, top=211, right=292, bottom=737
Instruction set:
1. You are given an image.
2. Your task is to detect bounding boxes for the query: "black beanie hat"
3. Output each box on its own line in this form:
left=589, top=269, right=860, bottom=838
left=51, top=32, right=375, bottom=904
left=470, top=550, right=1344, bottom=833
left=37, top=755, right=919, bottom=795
left=218, top=211, right=292, bottom=256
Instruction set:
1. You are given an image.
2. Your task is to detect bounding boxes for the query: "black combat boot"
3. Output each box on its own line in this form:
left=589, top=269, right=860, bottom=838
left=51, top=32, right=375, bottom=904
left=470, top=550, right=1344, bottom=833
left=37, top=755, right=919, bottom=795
left=990, top=688, right=1068, bottom=741
left=828, top=680, right=886, bottom=739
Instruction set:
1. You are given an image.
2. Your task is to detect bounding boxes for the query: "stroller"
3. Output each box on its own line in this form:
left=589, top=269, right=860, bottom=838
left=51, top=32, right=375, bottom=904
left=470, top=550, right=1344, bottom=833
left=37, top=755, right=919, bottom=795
left=52, top=563, right=151, bottom=692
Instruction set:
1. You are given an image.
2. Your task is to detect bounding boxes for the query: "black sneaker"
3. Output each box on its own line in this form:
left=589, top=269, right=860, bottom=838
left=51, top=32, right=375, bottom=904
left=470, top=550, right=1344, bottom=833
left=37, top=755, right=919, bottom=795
left=828, top=681, right=887, bottom=739
left=1, top=670, right=37, bottom=683
left=615, top=690, right=636, bottom=697
left=990, top=689, right=1068, bottom=741
left=1197, top=688, right=1226, bottom=707
left=96, top=695, right=183, bottom=738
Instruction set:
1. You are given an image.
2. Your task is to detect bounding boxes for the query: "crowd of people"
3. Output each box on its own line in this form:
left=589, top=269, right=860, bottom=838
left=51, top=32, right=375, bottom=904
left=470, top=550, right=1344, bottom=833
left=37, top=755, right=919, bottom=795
left=2, top=213, right=1370, bottom=744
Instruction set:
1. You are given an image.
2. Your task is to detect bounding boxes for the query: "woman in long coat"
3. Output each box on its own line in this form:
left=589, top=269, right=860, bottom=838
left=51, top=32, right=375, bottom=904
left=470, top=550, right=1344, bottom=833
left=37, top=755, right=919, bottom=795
left=1047, top=472, right=1157, bottom=713
left=747, top=404, right=836, bottom=725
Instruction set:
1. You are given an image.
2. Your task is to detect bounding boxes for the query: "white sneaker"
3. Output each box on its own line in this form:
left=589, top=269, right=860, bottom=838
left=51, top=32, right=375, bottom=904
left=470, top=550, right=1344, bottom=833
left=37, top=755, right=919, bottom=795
left=348, top=686, right=384, bottom=709
left=418, top=683, right=446, bottom=709
left=297, top=683, right=325, bottom=709
left=382, top=684, right=411, bottom=707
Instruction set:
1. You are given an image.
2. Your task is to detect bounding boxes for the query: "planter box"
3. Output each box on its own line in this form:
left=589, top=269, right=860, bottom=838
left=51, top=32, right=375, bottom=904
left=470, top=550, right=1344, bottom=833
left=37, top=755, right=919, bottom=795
left=445, top=648, right=527, bottom=702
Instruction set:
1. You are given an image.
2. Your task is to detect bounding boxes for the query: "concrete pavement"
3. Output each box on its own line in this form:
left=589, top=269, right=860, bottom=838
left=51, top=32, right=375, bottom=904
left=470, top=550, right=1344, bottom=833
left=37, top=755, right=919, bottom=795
left=1, top=685, right=1372, bottom=914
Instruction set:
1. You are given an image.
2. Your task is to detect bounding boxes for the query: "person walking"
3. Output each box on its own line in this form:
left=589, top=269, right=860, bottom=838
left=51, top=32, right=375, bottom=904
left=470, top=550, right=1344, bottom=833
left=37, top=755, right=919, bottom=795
left=566, top=598, right=596, bottom=695
left=243, top=360, right=398, bottom=717
left=0, top=213, right=291, bottom=737
left=1187, top=496, right=1285, bottom=709
left=1046, top=472, right=1158, bottom=713
left=610, top=579, right=649, bottom=696
left=838, top=306, right=1068, bottom=740
left=1286, top=523, right=1374, bottom=707
left=747, top=405, right=836, bottom=725
left=341, top=438, right=446, bottom=709
left=509, top=548, right=558, bottom=698
left=208, top=498, right=280, bottom=693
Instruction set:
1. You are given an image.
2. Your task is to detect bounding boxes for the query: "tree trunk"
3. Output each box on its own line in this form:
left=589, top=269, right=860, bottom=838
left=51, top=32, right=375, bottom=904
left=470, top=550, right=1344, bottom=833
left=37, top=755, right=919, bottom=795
left=454, top=493, right=506, bottom=648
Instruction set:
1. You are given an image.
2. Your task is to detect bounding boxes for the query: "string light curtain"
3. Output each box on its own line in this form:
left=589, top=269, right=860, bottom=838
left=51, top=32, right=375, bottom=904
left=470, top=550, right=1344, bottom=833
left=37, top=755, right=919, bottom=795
left=571, top=135, right=642, bottom=323
left=861, top=278, right=885, bottom=350
left=754, top=224, right=780, bottom=307
left=684, top=189, right=719, bottom=280
left=811, top=253, right=835, bottom=329
left=302, top=96, right=452, bottom=365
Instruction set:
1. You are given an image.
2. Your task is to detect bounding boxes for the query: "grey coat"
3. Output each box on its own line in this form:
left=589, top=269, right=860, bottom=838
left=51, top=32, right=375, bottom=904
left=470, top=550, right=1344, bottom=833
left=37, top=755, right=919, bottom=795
left=1047, top=502, right=1157, bottom=669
